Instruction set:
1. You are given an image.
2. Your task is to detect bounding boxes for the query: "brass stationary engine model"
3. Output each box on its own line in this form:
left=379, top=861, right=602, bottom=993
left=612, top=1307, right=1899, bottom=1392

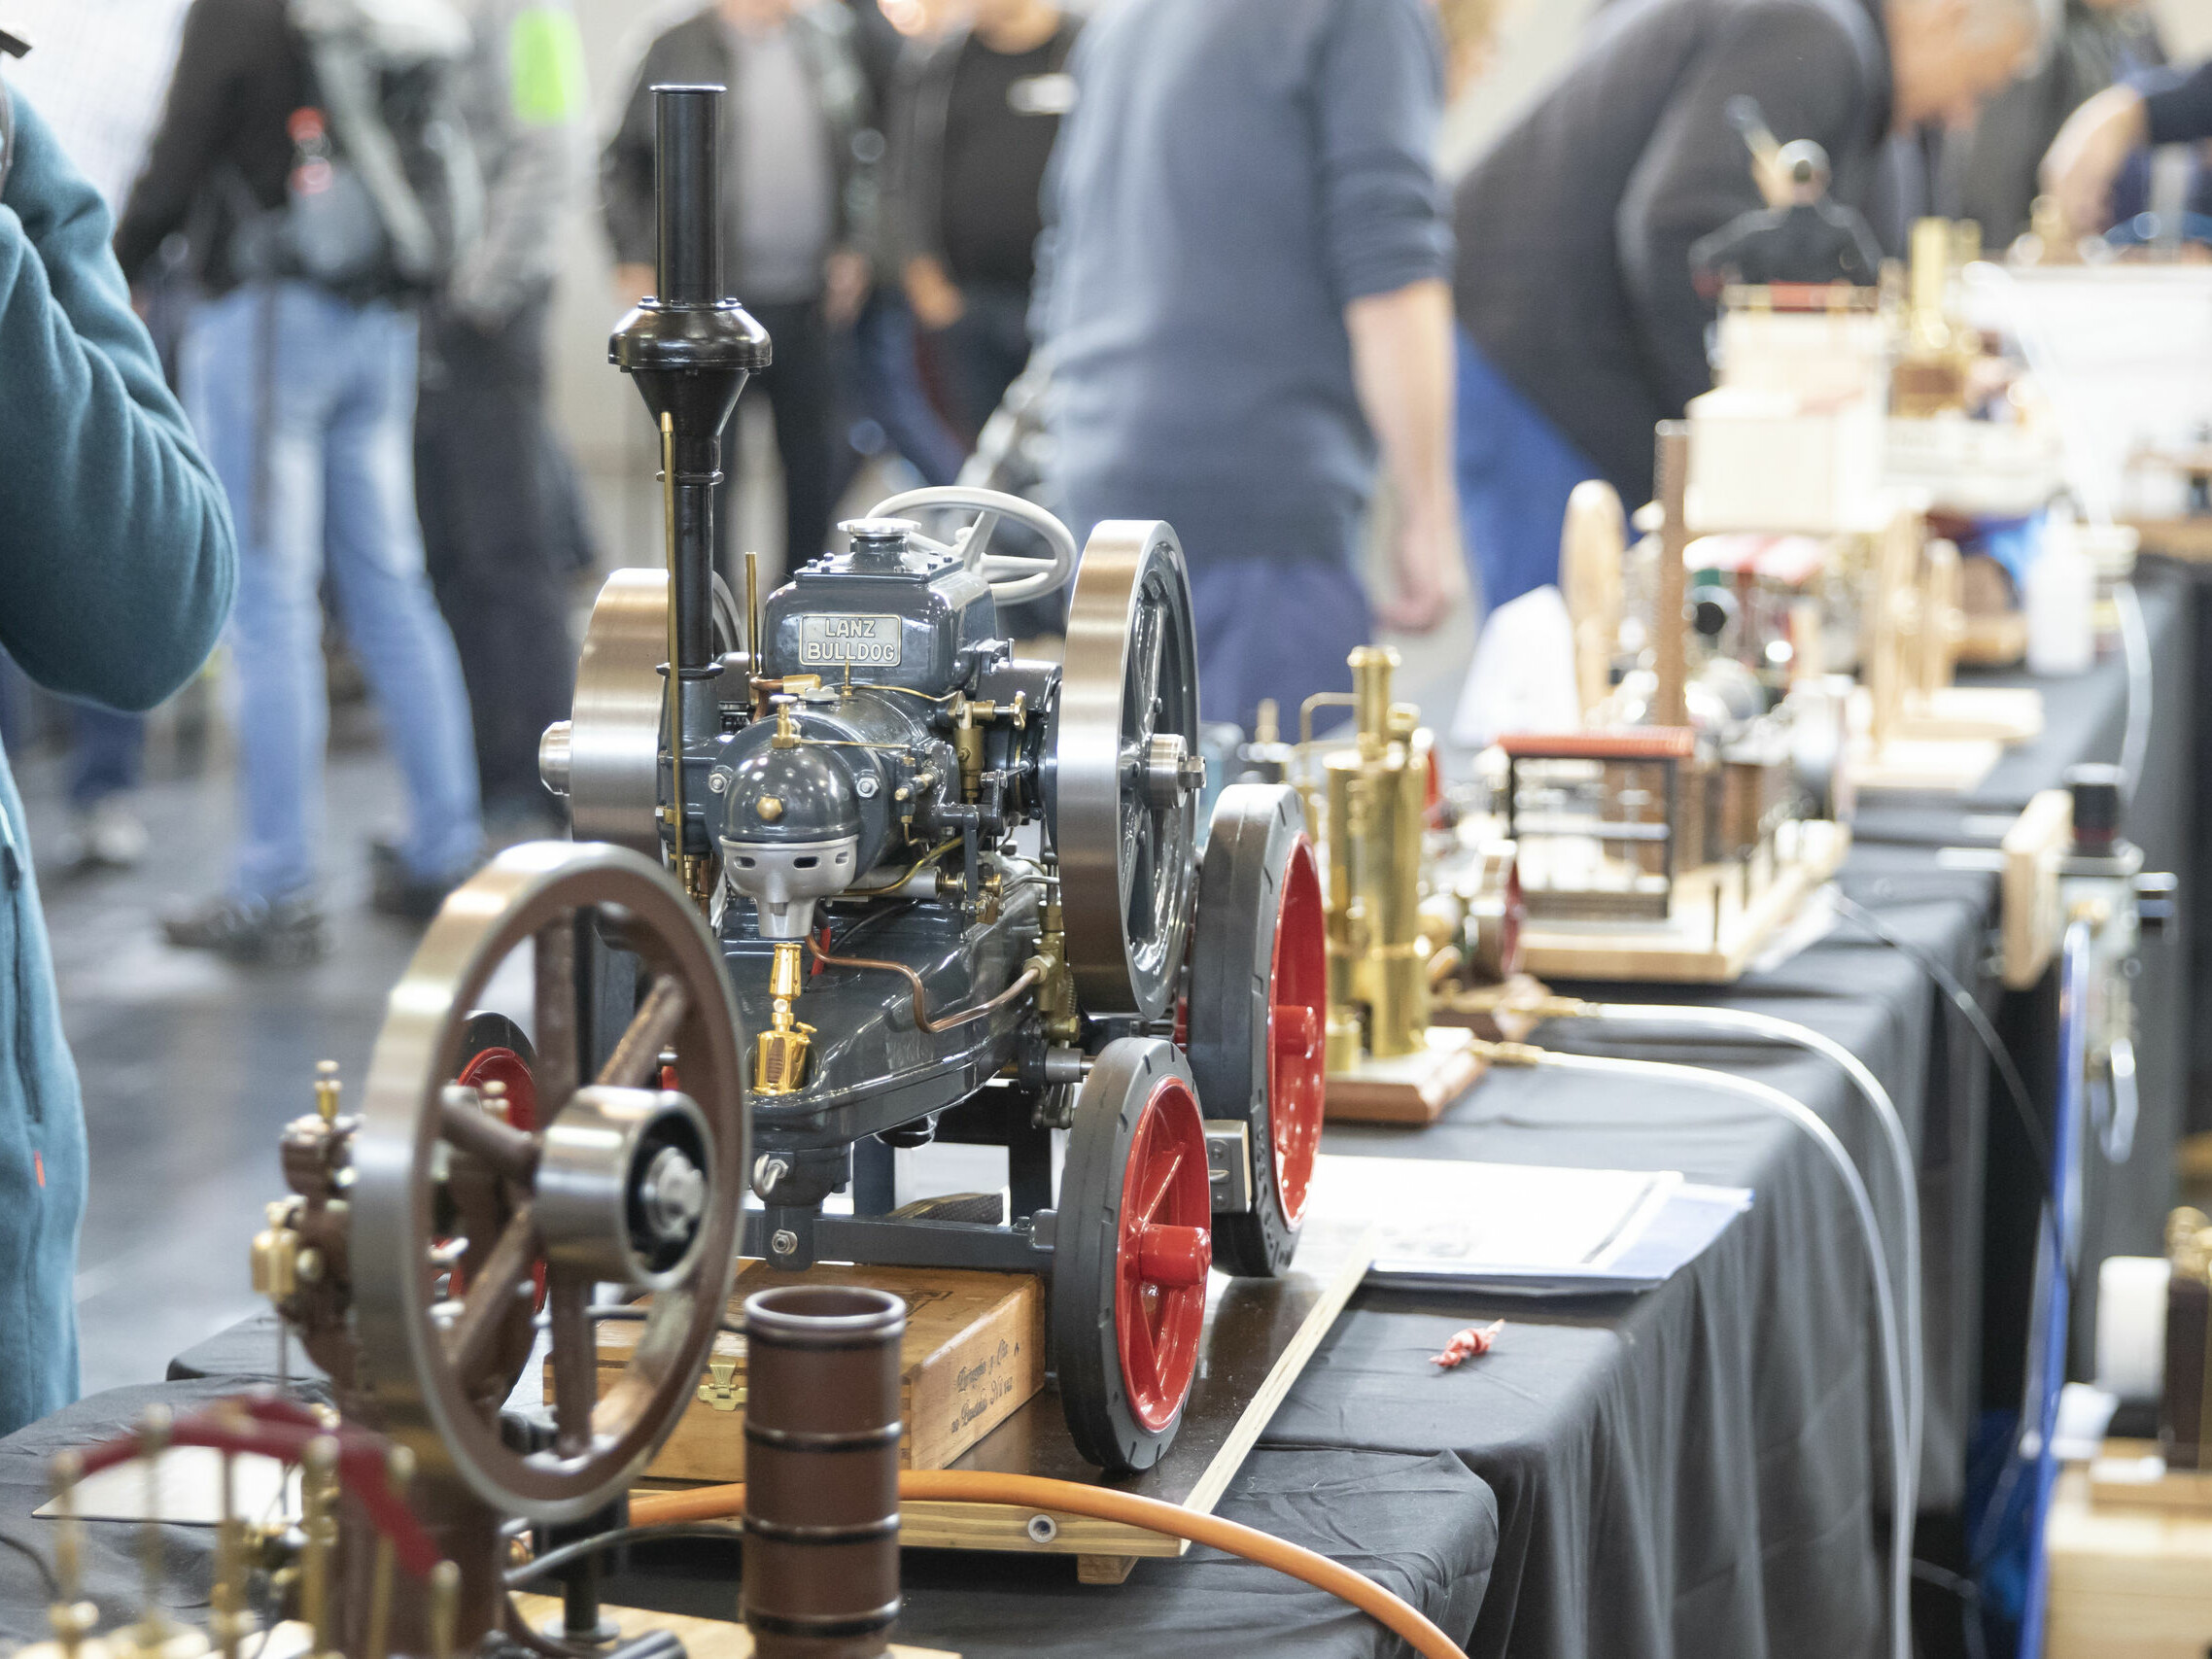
left=1291, top=649, right=1520, bottom=1077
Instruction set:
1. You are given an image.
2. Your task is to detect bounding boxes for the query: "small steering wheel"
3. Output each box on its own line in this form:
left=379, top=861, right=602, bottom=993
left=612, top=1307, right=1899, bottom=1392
left=870, top=486, right=1080, bottom=606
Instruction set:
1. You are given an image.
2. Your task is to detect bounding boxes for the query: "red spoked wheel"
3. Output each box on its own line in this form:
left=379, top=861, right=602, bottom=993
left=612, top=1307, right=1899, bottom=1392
left=1054, top=1038, right=1213, bottom=1471
left=1266, top=838, right=1326, bottom=1228
left=1188, top=785, right=1328, bottom=1275
left=448, top=1014, right=545, bottom=1314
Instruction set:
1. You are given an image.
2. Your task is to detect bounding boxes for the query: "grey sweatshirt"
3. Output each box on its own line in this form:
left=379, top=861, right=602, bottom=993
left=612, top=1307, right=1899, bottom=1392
left=1034, top=0, right=1450, bottom=562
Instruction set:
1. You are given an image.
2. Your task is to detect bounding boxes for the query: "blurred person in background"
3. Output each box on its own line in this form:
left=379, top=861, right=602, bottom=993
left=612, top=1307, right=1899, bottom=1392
left=2041, top=46, right=2212, bottom=234
left=1952, top=0, right=2162, bottom=248
left=0, top=0, right=193, bottom=872
left=1451, top=0, right=2049, bottom=614
left=0, top=44, right=236, bottom=1433
left=830, top=0, right=966, bottom=492
left=896, top=0, right=1080, bottom=440
left=605, top=0, right=874, bottom=580
left=117, top=0, right=486, bottom=961
left=1036, top=0, right=1462, bottom=735
left=416, top=0, right=590, bottom=839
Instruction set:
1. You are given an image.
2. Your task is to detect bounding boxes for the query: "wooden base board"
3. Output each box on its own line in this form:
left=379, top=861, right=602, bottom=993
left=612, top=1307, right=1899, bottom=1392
left=2047, top=1462, right=2212, bottom=1659
left=1512, top=821, right=1847, bottom=985
left=2087, top=1441, right=2212, bottom=1514
left=2126, top=516, right=2212, bottom=562
left=510, top=1597, right=956, bottom=1658
left=1324, top=1025, right=1486, bottom=1124
left=1892, top=684, right=2043, bottom=745
left=1851, top=733, right=2003, bottom=794
left=636, top=1231, right=1375, bottom=1581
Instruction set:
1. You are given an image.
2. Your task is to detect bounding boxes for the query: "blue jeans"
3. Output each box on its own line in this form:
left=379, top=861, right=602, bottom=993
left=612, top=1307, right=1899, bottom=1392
left=1456, top=325, right=1606, bottom=613
left=183, top=283, right=480, bottom=900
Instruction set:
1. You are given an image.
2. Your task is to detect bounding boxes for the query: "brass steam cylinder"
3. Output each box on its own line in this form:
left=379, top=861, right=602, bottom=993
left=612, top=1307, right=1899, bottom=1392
left=1323, top=647, right=1432, bottom=1066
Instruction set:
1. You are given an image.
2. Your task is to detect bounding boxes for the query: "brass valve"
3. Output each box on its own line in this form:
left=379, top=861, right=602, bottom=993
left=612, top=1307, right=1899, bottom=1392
left=754, top=941, right=815, bottom=1095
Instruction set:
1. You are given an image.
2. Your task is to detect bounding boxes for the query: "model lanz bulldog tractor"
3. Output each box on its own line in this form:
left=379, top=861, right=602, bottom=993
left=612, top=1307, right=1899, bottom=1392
left=390, top=85, right=1329, bottom=1478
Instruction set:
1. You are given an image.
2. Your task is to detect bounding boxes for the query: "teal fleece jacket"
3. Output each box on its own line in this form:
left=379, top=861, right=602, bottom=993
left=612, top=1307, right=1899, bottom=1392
left=0, top=91, right=236, bottom=1434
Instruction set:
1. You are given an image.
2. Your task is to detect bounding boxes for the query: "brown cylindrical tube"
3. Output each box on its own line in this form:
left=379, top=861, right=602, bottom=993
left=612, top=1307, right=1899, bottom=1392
left=743, top=1285, right=906, bottom=1659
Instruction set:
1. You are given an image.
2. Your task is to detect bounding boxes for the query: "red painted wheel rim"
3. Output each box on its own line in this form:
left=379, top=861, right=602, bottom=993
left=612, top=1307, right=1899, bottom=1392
left=1115, top=1077, right=1212, bottom=1433
left=457, top=1046, right=538, bottom=1132
left=1266, top=837, right=1327, bottom=1227
left=453, top=1046, right=543, bottom=1305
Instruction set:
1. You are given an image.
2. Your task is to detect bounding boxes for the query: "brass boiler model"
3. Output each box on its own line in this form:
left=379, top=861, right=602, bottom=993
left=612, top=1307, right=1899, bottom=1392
left=1308, top=647, right=1433, bottom=1072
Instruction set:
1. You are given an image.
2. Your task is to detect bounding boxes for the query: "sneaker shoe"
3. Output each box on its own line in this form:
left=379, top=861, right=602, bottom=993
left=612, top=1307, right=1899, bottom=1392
left=73, top=799, right=150, bottom=870
left=369, top=838, right=476, bottom=921
left=161, top=891, right=328, bottom=965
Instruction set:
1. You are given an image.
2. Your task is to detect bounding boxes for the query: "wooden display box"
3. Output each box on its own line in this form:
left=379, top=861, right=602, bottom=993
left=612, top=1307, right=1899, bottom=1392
left=579, top=1262, right=1043, bottom=1482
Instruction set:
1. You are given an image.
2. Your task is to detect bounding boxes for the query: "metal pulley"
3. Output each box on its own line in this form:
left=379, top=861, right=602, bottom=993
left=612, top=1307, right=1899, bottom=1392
left=540, top=569, right=743, bottom=855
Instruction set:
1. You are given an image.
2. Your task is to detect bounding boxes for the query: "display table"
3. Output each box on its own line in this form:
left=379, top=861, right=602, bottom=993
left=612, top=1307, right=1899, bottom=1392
left=0, top=581, right=2194, bottom=1659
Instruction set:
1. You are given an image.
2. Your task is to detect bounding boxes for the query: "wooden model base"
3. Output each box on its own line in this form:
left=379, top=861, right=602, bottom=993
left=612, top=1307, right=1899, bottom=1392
left=1889, top=684, right=2043, bottom=745
left=1324, top=1026, right=1486, bottom=1125
left=1325, top=978, right=1547, bottom=1124
left=2046, top=1444, right=2212, bottom=1659
left=633, top=1236, right=1373, bottom=1583
left=511, top=1598, right=958, bottom=1658
left=1851, top=733, right=2004, bottom=794
left=1512, top=820, right=1848, bottom=985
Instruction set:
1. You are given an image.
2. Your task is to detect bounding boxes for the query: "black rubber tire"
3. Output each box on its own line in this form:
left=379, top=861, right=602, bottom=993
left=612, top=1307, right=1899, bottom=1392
left=1052, top=1037, right=1197, bottom=1473
left=1187, top=784, right=1309, bottom=1277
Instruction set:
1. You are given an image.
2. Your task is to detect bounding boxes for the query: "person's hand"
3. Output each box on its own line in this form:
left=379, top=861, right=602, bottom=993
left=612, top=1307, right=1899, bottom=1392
left=905, top=255, right=965, bottom=330
left=613, top=261, right=655, bottom=311
left=2041, top=84, right=2149, bottom=235
left=1375, top=506, right=1467, bottom=634
left=824, top=249, right=871, bottom=328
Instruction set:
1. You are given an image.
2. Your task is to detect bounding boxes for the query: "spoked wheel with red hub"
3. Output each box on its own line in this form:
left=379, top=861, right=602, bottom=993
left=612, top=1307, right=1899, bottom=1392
left=1053, top=1038, right=1214, bottom=1472
left=1186, top=785, right=1327, bottom=1276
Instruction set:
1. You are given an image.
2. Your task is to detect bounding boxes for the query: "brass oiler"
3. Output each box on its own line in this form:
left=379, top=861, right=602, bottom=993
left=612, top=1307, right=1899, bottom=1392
left=1312, top=647, right=1433, bottom=1067
left=754, top=941, right=814, bottom=1095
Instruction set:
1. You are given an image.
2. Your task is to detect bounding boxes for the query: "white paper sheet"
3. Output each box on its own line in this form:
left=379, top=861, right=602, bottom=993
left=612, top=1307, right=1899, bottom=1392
left=1301, top=1155, right=1750, bottom=1295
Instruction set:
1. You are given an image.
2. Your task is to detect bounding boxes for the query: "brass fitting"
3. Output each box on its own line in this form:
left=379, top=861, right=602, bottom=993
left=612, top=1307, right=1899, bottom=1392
left=1031, top=893, right=1080, bottom=1044
left=951, top=696, right=985, bottom=802
left=312, top=1059, right=340, bottom=1124
left=753, top=941, right=815, bottom=1095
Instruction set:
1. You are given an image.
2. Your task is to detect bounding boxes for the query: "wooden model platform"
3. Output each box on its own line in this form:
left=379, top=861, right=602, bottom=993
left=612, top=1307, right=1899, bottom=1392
left=512, top=1599, right=956, bottom=1659
left=2046, top=1442, right=2212, bottom=1659
left=1325, top=975, right=1548, bottom=1124
left=628, top=1234, right=1374, bottom=1584
left=1511, top=819, right=1849, bottom=985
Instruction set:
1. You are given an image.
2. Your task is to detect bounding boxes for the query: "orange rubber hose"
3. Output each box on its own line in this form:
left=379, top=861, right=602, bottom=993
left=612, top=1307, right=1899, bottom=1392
left=629, top=1471, right=1463, bottom=1659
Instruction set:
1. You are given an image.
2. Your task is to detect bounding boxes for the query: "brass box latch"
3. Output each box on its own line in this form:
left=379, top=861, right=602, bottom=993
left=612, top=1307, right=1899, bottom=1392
left=699, top=1357, right=746, bottom=1412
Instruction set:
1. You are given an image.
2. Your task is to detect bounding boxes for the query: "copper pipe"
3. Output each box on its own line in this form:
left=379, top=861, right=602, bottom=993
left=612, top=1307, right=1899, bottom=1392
left=806, top=942, right=1038, bottom=1034
left=630, top=1471, right=1464, bottom=1659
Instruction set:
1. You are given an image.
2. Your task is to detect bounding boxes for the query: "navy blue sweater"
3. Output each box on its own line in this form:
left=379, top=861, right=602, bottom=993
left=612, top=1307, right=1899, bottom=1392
left=1034, top=0, right=1450, bottom=564
left=0, top=91, right=235, bottom=1434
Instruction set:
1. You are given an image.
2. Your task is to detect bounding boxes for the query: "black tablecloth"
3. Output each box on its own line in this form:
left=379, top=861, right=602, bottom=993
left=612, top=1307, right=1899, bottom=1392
left=1847, top=566, right=2196, bottom=1393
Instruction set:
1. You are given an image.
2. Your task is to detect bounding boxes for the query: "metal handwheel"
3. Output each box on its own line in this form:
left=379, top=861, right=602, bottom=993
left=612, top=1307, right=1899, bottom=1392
left=351, top=843, right=745, bottom=1522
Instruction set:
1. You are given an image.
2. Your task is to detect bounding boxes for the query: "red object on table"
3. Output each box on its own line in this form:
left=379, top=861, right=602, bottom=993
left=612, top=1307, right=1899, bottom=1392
left=1429, top=1320, right=1504, bottom=1369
